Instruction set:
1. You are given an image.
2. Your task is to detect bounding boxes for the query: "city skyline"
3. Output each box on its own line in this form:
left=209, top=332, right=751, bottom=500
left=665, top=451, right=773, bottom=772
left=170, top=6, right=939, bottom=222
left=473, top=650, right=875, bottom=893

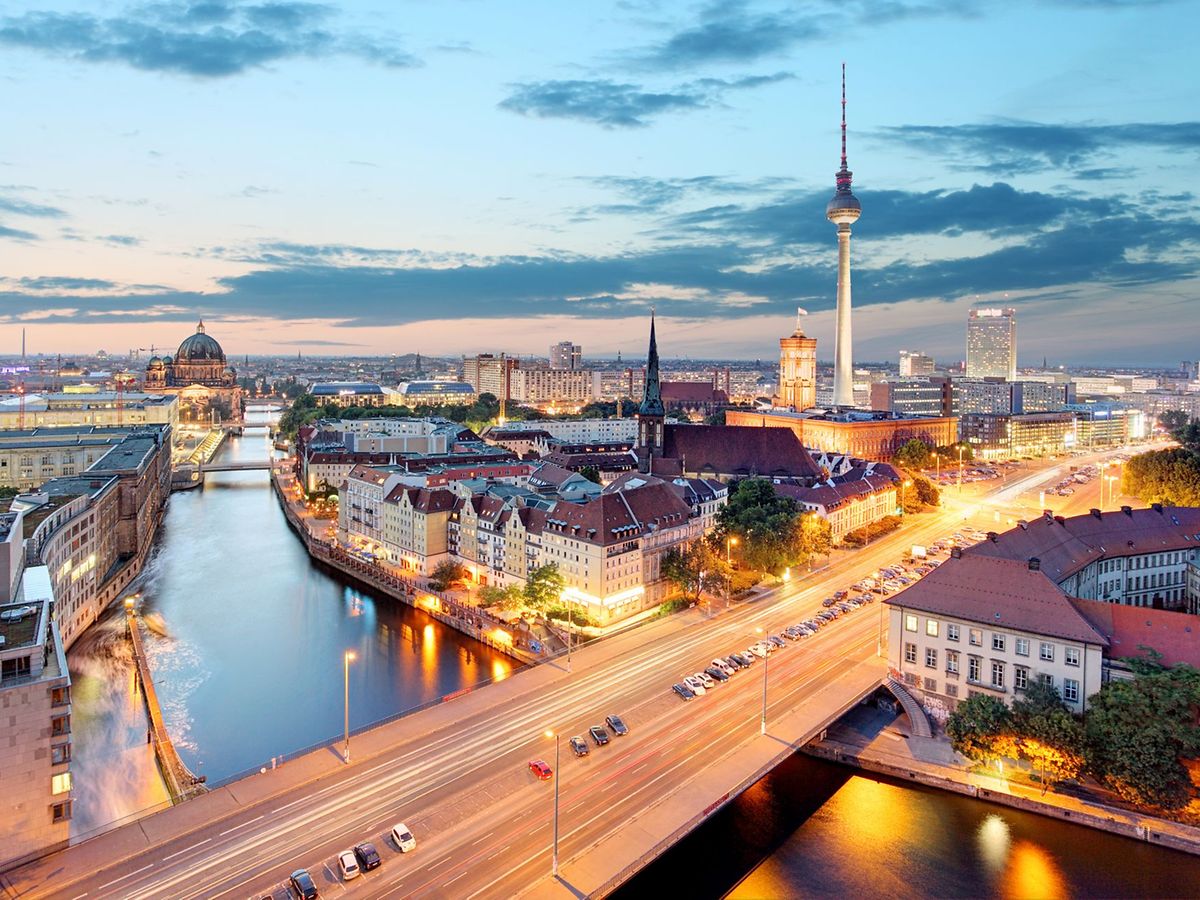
left=1, top=0, right=1197, bottom=364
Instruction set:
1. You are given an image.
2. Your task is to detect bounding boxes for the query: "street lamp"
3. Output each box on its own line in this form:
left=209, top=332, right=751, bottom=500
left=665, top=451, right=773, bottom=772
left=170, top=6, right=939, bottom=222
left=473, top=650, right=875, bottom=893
left=342, top=650, right=356, bottom=763
left=726, top=536, right=738, bottom=567
left=957, top=445, right=966, bottom=495
left=544, top=729, right=560, bottom=876
left=900, top=479, right=913, bottom=516
left=754, top=627, right=768, bottom=735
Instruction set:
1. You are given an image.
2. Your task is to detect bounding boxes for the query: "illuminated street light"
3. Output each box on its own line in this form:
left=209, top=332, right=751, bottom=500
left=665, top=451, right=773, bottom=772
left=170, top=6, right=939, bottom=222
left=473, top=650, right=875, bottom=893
left=545, top=729, right=560, bottom=876
left=343, top=650, right=357, bottom=763
left=900, top=479, right=913, bottom=517
left=726, top=536, right=738, bottom=567
left=754, top=626, right=768, bottom=735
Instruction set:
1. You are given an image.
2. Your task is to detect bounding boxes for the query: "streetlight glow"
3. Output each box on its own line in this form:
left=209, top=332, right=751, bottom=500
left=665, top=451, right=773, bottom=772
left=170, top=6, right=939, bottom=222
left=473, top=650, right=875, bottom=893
left=342, top=650, right=356, bottom=764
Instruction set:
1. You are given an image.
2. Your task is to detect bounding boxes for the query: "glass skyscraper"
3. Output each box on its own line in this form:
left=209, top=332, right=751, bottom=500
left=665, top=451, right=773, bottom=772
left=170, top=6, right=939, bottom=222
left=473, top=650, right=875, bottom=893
left=966, top=308, right=1017, bottom=380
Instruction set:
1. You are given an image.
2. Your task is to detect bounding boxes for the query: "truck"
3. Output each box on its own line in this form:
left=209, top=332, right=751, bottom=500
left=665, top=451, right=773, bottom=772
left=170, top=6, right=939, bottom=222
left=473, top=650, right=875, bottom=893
left=911, top=545, right=927, bottom=560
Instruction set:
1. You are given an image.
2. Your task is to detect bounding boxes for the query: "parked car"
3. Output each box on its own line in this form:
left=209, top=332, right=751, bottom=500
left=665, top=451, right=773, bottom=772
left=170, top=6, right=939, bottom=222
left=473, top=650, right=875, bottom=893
left=833, top=590, right=848, bottom=600
left=705, top=665, right=731, bottom=681
left=528, top=760, right=554, bottom=780
left=673, top=682, right=695, bottom=700
left=289, top=869, right=319, bottom=899
left=682, top=676, right=707, bottom=695
left=589, top=725, right=611, bottom=745
left=337, top=850, right=361, bottom=881
left=606, top=714, right=630, bottom=735
left=569, top=736, right=589, bottom=757
left=390, top=822, right=417, bottom=852
left=821, top=597, right=837, bottom=607
left=713, top=658, right=737, bottom=675
left=694, top=671, right=715, bottom=689
left=733, top=652, right=756, bottom=666
left=353, top=842, right=381, bottom=872
left=767, top=635, right=786, bottom=648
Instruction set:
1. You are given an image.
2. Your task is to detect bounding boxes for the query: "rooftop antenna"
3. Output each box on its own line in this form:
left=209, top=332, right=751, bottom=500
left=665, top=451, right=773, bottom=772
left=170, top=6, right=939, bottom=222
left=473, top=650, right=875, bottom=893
left=840, top=62, right=848, bottom=172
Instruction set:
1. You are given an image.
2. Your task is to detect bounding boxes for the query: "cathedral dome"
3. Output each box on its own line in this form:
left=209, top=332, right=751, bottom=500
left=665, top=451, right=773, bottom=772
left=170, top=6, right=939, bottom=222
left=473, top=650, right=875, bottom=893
left=175, top=320, right=225, bottom=362
left=148, top=356, right=164, bottom=370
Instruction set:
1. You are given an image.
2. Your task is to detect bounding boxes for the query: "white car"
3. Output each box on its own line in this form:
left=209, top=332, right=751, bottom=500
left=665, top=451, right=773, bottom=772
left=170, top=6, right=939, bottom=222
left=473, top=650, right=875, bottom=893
left=694, top=671, right=715, bottom=689
left=337, top=850, right=361, bottom=880
left=711, top=658, right=736, bottom=676
left=749, top=644, right=768, bottom=659
left=391, top=822, right=417, bottom=853
left=683, top=675, right=707, bottom=695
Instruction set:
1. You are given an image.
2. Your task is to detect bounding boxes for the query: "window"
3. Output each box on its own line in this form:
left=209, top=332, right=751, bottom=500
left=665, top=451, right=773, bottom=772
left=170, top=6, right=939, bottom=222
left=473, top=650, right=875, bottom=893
left=1038, top=673, right=1054, bottom=688
left=947, top=624, right=960, bottom=642
left=992, top=633, right=1006, bottom=652
left=1063, top=678, right=1079, bottom=704
left=1065, top=647, right=1080, bottom=667
left=924, top=677, right=938, bottom=692
left=1015, top=638, right=1030, bottom=657
left=51, top=772, right=72, bottom=795
left=52, top=800, right=73, bottom=823
left=51, top=686, right=70, bottom=707
left=946, top=683, right=958, bottom=698
left=1039, top=642, right=1054, bottom=662
left=905, top=614, right=918, bottom=633
left=51, top=715, right=70, bottom=737
left=51, top=742, right=71, bottom=765
left=991, top=660, right=1005, bottom=689
left=904, top=642, right=917, bottom=664
left=925, top=647, right=938, bottom=668
left=969, top=628, right=982, bottom=647
left=1015, top=666, right=1028, bottom=691
left=926, top=619, right=939, bottom=638
left=946, top=650, right=960, bottom=674
left=968, top=656, right=981, bottom=683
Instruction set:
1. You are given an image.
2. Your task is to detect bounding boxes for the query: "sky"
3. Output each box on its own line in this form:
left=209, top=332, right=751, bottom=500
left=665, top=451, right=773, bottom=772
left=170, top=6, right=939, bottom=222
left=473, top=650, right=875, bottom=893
left=1, top=0, right=1197, bottom=366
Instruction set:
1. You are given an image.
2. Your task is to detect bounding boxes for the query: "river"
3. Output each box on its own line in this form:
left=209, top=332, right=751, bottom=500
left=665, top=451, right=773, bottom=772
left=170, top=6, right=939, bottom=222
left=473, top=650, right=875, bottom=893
left=66, top=405, right=516, bottom=836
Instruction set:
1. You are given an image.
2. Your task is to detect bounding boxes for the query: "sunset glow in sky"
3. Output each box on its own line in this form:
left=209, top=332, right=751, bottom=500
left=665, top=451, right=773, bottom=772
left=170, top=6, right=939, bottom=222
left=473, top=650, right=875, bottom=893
left=2, top=1, right=1197, bottom=363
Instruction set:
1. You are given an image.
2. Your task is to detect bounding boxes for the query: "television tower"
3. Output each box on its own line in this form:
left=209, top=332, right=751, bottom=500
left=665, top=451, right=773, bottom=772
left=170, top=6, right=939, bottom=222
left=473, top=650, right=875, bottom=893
left=827, top=63, right=862, bottom=408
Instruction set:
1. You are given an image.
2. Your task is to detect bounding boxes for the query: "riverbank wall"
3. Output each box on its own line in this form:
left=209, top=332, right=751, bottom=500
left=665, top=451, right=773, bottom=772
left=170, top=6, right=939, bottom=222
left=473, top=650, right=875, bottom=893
left=803, top=738, right=1200, bottom=858
left=270, top=471, right=537, bottom=666
left=125, top=611, right=208, bottom=804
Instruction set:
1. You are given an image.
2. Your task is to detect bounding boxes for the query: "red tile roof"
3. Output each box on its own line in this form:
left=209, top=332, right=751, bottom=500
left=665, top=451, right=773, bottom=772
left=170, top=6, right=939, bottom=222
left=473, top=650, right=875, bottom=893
left=544, top=483, right=691, bottom=546
left=885, top=555, right=1109, bottom=646
left=662, top=381, right=728, bottom=404
left=661, top=424, right=820, bottom=480
left=1069, top=600, right=1200, bottom=668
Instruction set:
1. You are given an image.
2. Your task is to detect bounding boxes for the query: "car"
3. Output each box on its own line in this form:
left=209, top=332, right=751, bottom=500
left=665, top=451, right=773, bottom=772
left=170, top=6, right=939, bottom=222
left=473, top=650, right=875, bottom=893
left=748, top=644, right=768, bottom=658
left=767, top=635, right=787, bottom=648
left=337, top=850, right=361, bottom=881
left=815, top=611, right=834, bottom=623
left=712, top=658, right=737, bottom=675
left=289, top=869, right=319, bottom=899
left=569, top=736, right=589, bottom=757
left=589, top=726, right=611, bottom=745
left=821, top=597, right=837, bottom=607
left=683, top=676, right=707, bottom=695
left=694, top=671, right=715, bottom=688
left=836, top=602, right=854, bottom=613
left=605, top=715, right=630, bottom=736
left=390, top=822, right=417, bottom=852
left=353, top=842, right=382, bottom=872
left=833, top=590, right=848, bottom=600
left=529, top=759, right=554, bottom=780
left=783, top=627, right=803, bottom=641
left=705, top=665, right=730, bottom=681
left=673, top=682, right=695, bottom=700
left=734, top=652, right=756, bottom=666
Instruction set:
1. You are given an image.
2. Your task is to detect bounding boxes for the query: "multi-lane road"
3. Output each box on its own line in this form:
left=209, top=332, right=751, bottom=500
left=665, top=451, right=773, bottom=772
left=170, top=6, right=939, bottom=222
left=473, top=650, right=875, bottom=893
left=3, top=451, right=1130, bottom=900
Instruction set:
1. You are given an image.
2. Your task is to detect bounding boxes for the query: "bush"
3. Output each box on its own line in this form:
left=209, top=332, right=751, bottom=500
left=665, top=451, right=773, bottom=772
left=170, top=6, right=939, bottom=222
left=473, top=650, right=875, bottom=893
left=544, top=604, right=599, bottom=628
left=842, top=515, right=902, bottom=547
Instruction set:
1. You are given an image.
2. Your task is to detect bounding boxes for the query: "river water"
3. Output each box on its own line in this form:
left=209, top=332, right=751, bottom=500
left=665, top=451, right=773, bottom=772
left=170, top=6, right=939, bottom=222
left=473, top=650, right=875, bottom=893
left=67, top=406, right=515, bottom=835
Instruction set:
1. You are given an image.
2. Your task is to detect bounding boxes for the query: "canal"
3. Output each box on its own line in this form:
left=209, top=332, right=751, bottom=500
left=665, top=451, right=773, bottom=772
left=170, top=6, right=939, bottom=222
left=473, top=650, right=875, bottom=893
left=67, top=406, right=516, bottom=836
left=619, top=752, right=1200, bottom=898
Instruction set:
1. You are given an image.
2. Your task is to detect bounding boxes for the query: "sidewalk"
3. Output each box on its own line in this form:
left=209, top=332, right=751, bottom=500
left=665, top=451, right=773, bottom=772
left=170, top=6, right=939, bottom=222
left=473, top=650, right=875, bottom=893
left=806, top=706, right=1200, bottom=858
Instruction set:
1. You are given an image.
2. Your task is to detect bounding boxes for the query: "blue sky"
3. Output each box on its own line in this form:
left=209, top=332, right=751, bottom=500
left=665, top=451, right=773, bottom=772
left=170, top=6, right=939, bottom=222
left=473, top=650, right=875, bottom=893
left=1, top=0, right=1197, bottom=365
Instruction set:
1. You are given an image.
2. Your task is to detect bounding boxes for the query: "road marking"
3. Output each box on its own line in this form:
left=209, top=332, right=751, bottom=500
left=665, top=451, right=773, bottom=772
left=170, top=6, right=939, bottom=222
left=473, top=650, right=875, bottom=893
left=486, top=847, right=509, bottom=860
left=219, top=814, right=264, bottom=836
left=163, top=838, right=211, bottom=860
left=445, top=870, right=470, bottom=886
left=471, top=831, right=494, bottom=846
left=69, top=894, right=88, bottom=900
left=631, top=762, right=648, bottom=774
left=97, top=864, right=154, bottom=890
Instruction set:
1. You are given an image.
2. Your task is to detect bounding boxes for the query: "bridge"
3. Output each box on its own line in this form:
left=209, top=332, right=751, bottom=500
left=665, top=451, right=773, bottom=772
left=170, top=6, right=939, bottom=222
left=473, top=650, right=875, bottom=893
left=198, top=460, right=274, bottom=472
left=1, top=504, right=965, bottom=900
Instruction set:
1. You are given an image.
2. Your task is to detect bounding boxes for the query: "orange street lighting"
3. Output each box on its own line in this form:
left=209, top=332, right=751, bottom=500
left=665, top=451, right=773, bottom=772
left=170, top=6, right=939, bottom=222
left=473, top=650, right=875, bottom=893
left=342, top=650, right=357, bottom=764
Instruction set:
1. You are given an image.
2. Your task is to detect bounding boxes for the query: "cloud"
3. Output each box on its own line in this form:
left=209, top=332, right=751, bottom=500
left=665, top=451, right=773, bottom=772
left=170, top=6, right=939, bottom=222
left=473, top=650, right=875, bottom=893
left=0, top=195, right=66, bottom=217
left=576, top=174, right=791, bottom=216
left=99, top=233, right=142, bottom=246
left=499, top=71, right=791, bottom=128
left=0, top=2, right=420, bottom=77
left=879, top=121, right=1200, bottom=176
left=18, top=276, right=118, bottom=290
left=0, top=224, right=38, bottom=240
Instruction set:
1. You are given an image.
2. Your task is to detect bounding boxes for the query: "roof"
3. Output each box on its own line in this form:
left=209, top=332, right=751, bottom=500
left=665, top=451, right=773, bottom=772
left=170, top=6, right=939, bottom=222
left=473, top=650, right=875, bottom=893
left=543, top=482, right=690, bottom=546
left=311, top=383, right=385, bottom=396
left=885, top=554, right=1109, bottom=646
left=542, top=450, right=637, bottom=471
left=662, top=381, right=728, bottom=404
left=662, top=424, right=821, bottom=480
left=398, top=381, right=475, bottom=395
left=778, top=475, right=896, bottom=511
left=1070, top=599, right=1200, bottom=668
left=528, top=462, right=579, bottom=489
left=966, top=506, right=1200, bottom=583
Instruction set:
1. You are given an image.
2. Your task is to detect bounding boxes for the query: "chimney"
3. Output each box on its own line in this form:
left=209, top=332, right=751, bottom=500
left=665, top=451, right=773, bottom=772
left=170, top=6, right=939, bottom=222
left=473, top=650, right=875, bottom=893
left=1121, top=505, right=1133, bottom=517
left=1028, top=557, right=1041, bottom=571
left=1090, top=508, right=1102, bottom=519
left=1017, top=520, right=1028, bottom=530
left=950, top=547, right=962, bottom=559
left=1152, top=502, right=1163, bottom=514
left=987, top=531, right=998, bottom=542
left=1055, top=516, right=1066, bottom=526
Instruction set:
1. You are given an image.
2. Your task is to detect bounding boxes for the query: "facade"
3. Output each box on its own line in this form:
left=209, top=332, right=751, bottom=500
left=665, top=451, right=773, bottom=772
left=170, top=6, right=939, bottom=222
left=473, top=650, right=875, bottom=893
left=592, top=368, right=645, bottom=402
left=776, top=475, right=898, bottom=544
left=393, top=381, right=477, bottom=406
left=899, top=351, right=936, bottom=377
left=142, top=321, right=243, bottom=422
left=965, top=308, right=1017, bottom=380
left=462, top=354, right=518, bottom=399
left=509, top=368, right=594, bottom=406
left=309, top=383, right=387, bottom=408
left=0, top=570, right=72, bottom=871
left=959, top=411, right=1076, bottom=459
left=775, top=310, right=818, bottom=411
left=0, top=426, right=147, bottom=490
left=661, top=381, right=728, bottom=418
left=870, top=378, right=954, bottom=418
left=549, top=342, right=582, bottom=370
left=725, top=408, right=957, bottom=462
left=1068, top=404, right=1147, bottom=448
left=381, top=487, right=456, bottom=575
left=484, top=418, right=638, bottom=445
left=955, top=379, right=1075, bottom=416
left=0, top=392, right=178, bottom=430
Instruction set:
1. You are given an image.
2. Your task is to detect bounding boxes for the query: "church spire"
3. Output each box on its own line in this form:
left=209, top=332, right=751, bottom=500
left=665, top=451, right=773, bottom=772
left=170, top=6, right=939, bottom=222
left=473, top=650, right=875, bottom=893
left=639, top=310, right=664, bottom=417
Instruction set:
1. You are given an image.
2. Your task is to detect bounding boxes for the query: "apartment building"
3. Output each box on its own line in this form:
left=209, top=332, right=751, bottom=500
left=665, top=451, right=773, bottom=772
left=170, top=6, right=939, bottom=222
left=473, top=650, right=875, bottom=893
left=0, top=392, right=178, bottom=430
left=380, top=487, right=456, bottom=576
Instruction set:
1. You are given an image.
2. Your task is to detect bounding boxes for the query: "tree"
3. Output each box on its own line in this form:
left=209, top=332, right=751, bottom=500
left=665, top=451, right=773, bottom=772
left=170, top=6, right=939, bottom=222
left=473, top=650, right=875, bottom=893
left=524, top=563, right=565, bottom=610
left=661, top=541, right=729, bottom=603
left=946, top=694, right=1014, bottom=765
left=428, top=560, right=467, bottom=593
left=1011, top=682, right=1085, bottom=794
left=793, top=511, right=832, bottom=563
left=936, top=442, right=974, bottom=464
left=893, top=438, right=933, bottom=470
left=1174, top=418, right=1200, bottom=451
left=1123, top=448, right=1200, bottom=507
left=477, top=584, right=524, bottom=611
left=1158, top=410, right=1189, bottom=433
left=714, top=479, right=804, bottom=576
left=578, top=465, right=602, bottom=485
left=1084, top=663, right=1200, bottom=809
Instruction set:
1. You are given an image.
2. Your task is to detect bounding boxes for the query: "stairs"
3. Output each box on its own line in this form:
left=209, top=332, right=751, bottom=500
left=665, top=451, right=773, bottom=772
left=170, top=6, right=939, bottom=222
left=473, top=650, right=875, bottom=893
left=887, top=677, right=933, bottom=738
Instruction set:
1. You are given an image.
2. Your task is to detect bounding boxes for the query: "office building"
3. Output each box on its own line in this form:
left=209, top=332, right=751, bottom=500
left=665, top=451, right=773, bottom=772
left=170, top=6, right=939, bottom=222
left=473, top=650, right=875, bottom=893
left=509, top=368, right=594, bottom=407
left=775, top=309, right=818, bottom=411
left=959, top=411, right=1076, bottom=460
left=870, top=378, right=954, bottom=418
left=899, top=351, right=936, bottom=377
left=956, top=379, right=1075, bottom=416
left=549, top=342, right=582, bottom=371
left=392, top=381, right=477, bottom=406
left=462, top=354, right=519, bottom=400
left=966, top=308, right=1017, bottom=380
left=309, top=383, right=387, bottom=408
left=0, top=392, right=178, bottom=431
left=726, top=407, right=957, bottom=462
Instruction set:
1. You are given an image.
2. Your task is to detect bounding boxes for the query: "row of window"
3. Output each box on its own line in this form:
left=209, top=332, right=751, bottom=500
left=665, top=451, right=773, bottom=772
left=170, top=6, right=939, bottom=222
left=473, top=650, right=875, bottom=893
left=906, top=667, right=1081, bottom=704
left=905, top=615, right=1079, bottom=665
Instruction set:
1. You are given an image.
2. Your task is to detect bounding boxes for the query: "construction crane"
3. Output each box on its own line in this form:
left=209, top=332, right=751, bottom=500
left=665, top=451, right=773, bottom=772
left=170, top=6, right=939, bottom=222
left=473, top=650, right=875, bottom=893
left=129, top=346, right=159, bottom=361
left=16, top=382, right=25, bottom=431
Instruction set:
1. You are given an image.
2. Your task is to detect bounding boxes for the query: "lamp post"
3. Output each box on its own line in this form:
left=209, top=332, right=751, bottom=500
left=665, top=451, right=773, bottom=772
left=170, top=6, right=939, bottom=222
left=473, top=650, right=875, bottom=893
left=726, top=536, right=738, bottom=567
left=754, top=627, right=768, bottom=735
left=900, top=479, right=913, bottom=516
left=544, top=730, right=560, bottom=876
left=342, top=650, right=356, bottom=763
left=877, top=595, right=885, bottom=658
left=957, top=445, right=966, bottom=495
left=563, top=592, right=573, bottom=674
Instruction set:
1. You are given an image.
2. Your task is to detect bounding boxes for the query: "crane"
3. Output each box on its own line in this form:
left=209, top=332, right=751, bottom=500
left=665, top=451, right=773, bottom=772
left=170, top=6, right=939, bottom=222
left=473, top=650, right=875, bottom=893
left=129, top=346, right=159, bottom=360
left=16, top=382, right=25, bottom=431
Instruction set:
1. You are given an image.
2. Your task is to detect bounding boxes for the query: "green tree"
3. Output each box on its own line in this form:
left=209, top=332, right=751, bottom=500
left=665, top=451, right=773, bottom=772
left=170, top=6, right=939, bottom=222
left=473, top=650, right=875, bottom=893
left=946, top=694, right=1014, bottom=765
left=714, top=479, right=803, bottom=576
left=1174, top=419, right=1200, bottom=451
left=661, top=541, right=729, bottom=602
left=793, top=511, right=832, bottom=563
left=935, top=442, right=974, bottom=464
left=893, top=438, right=933, bottom=470
left=428, top=560, right=467, bottom=593
left=1084, top=663, right=1200, bottom=809
left=1158, top=410, right=1188, bottom=433
left=1011, top=682, right=1085, bottom=794
left=524, top=563, right=565, bottom=610
left=578, top=465, right=602, bottom=485
left=1123, top=448, right=1200, bottom=507
left=477, top=584, right=524, bottom=611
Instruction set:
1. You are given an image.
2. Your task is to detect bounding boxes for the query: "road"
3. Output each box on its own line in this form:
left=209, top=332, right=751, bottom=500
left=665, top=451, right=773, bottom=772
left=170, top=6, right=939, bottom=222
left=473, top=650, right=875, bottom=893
left=3, top=450, right=1132, bottom=900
